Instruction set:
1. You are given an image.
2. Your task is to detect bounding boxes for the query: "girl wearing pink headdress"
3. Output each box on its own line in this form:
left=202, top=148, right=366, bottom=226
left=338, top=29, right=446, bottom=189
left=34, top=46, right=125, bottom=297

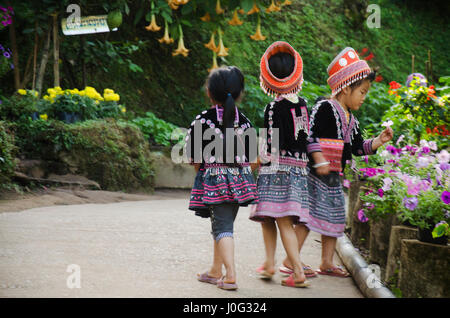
left=282, top=47, right=393, bottom=278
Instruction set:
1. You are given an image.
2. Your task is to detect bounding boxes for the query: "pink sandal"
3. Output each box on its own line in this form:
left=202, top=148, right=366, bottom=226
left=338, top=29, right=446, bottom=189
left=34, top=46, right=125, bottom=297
left=281, top=274, right=309, bottom=288
left=279, top=265, right=318, bottom=278
left=256, top=265, right=274, bottom=280
left=197, top=272, right=221, bottom=285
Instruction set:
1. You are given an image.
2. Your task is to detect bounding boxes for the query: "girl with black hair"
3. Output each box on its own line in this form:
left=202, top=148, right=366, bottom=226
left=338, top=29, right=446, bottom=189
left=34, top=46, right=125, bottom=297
left=249, top=41, right=312, bottom=288
left=185, top=66, right=258, bottom=290
left=281, top=47, right=393, bottom=278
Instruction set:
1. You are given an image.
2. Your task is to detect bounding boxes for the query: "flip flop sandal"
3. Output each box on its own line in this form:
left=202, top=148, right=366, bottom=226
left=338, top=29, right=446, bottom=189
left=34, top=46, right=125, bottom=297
left=316, top=266, right=351, bottom=278
left=279, top=265, right=317, bottom=278
left=256, top=265, right=274, bottom=280
left=217, top=278, right=238, bottom=290
left=197, top=272, right=221, bottom=285
left=281, top=274, right=309, bottom=288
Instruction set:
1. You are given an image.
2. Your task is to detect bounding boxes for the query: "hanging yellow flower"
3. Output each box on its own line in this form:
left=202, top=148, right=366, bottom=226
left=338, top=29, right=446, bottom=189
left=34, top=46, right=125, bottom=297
left=228, top=9, right=243, bottom=26
left=281, top=0, right=292, bottom=5
left=266, top=0, right=281, bottom=13
left=250, top=14, right=266, bottom=41
left=208, top=52, right=219, bottom=73
left=216, top=30, right=229, bottom=57
left=167, top=0, right=179, bottom=10
left=158, top=19, right=174, bottom=44
left=145, top=14, right=161, bottom=31
left=247, top=1, right=260, bottom=15
left=204, top=32, right=218, bottom=52
left=200, top=12, right=211, bottom=22
left=172, top=25, right=189, bottom=57
left=215, top=0, right=225, bottom=15
left=238, top=9, right=245, bottom=14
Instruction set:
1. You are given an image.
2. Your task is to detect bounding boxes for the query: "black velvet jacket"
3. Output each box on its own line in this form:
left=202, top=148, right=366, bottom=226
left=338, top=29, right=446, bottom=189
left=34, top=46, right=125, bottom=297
left=185, top=105, right=256, bottom=166
left=260, top=96, right=310, bottom=168
left=307, top=99, right=376, bottom=170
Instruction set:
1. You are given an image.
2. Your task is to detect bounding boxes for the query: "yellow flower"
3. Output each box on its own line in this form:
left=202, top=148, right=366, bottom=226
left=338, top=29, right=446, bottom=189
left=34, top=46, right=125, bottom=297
left=215, top=0, right=225, bottom=14
left=104, top=88, right=115, bottom=95
left=145, top=14, right=161, bottom=31
left=158, top=19, right=174, bottom=44
left=216, top=36, right=229, bottom=57
left=17, top=89, right=27, bottom=95
left=168, top=0, right=179, bottom=10
left=228, top=9, right=243, bottom=26
left=250, top=15, right=266, bottom=41
left=47, top=88, right=56, bottom=95
left=204, top=32, right=218, bottom=52
left=247, top=1, right=260, bottom=15
left=200, top=12, right=211, bottom=22
left=172, top=25, right=189, bottom=57
left=39, top=114, right=48, bottom=121
left=104, top=93, right=120, bottom=102
left=266, top=0, right=281, bottom=13
left=121, top=106, right=126, bottom=113
left=208, top=52, right=219, bottom=73
left=281, top=0, right=292, bottom=5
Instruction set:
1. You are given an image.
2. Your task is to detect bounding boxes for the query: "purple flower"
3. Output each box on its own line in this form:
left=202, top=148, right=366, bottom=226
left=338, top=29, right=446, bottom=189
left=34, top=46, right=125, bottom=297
left=421, top=147, right=430, bottom=154
left=386, top=145, right=401, bottom=155
left=358, top=209, right=369, bottom=223
left=440, top=162, right=450, bottom=171
left=403, top=197, right=418, bottom=211
left=364, top=156, right=369, bottom=164
left=378, top=189, right=384, bottom=198
left=442, top=191, right=450, bottom=205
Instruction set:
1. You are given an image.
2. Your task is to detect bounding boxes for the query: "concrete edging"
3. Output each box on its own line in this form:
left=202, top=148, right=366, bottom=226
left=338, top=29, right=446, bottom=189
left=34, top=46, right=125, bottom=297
left=336, top=234, right=396, bottom=298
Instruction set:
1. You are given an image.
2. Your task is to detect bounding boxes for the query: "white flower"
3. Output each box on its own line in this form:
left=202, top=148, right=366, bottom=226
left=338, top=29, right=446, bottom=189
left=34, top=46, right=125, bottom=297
left=420, top=139, right=429, bottom=148
left=428, top=141, right=437, bottom=151
left=381, top=120, right=393, bottom=128
left=380, top=150, right=390, bottom=158
left=436, top=150, right=450, bottom=163
left=396, top=134, right=405, bottom=146
left=382, top=177, right=393, bottom=191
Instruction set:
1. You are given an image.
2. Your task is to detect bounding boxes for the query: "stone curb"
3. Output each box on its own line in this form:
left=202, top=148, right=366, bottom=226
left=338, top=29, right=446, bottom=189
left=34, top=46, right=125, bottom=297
left=336, top=234, right=396, bottom=298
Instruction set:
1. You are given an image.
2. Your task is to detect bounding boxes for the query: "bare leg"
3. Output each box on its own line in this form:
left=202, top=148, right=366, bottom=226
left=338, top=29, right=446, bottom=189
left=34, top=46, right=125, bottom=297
left=217, top=237, right=236, bottom=283
left=283, top=223, right=310, bottom=269
left=276, top=217, right=306, bottom=283
left=320, top=235, right=337, bottom=270
left=261, top=219, right=277, bottom=274
left=208, top=240, right=223, bottom=278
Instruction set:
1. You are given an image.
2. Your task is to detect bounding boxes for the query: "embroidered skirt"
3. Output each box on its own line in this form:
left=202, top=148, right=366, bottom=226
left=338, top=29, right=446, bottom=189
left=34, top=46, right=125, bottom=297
left=249, top=165, right=309, bottom=224
left=306, top=171, right=345, bottom=237
left=189, top=165, right=258, bottom=218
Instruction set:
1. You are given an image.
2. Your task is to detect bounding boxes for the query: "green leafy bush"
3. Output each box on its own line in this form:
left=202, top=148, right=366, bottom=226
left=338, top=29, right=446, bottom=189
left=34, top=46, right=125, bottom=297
left=0, top=121, right=17, bottom=188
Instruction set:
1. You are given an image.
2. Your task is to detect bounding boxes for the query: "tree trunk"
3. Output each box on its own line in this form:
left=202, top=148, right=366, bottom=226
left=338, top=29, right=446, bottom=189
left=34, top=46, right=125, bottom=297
left=8, top=14, right=21, bottom=90
left=32, top=21, right=39, bottom=91
left=52, top=13, right=60, bottom=87
left=36, top=21, right=52, bottom=95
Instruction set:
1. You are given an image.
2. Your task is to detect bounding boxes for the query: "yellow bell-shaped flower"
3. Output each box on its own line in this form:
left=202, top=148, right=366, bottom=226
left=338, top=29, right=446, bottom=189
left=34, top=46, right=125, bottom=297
left=216, top=36, right=229, bottom=57
left=208, top=52, right=219, bottom=73
left=250, top=15, right=266, bottom=41
left=266, top=0, right=281, bottom=13
left=247, top=1, right=260, bottom=15
left=281, top=0, right=292, bottom=6
left=204, top=32, right=218, bottom=52
left=215, top=0, right=225, bottom=15
left=145, top=14, right=161, bottom=31
left=168, top=0, right=179, bottom=10
left=228, top=9, right=243, bottom=26
left=158, top=19, right=174, bottom=44
left=172, top=25, right=189, bottom=57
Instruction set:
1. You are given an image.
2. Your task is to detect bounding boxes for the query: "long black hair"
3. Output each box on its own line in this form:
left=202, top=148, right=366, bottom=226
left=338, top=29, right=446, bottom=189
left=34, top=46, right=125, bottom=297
left=206, top=66, right=245, bottom=164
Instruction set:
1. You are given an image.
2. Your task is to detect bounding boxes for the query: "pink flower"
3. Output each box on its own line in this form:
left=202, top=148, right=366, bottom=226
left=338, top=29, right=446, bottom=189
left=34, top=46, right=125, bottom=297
left=343, top=179, right=351, bottom=188
left=378, top=189, right=384, bottom=197
left=358, top=209, right=369, bottom=223
left=396, top=135, right=405, bottom=145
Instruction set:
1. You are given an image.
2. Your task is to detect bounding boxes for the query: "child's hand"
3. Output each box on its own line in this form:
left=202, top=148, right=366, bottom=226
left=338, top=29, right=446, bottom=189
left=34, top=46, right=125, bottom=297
left=379, top=127, right=394, bottom=144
